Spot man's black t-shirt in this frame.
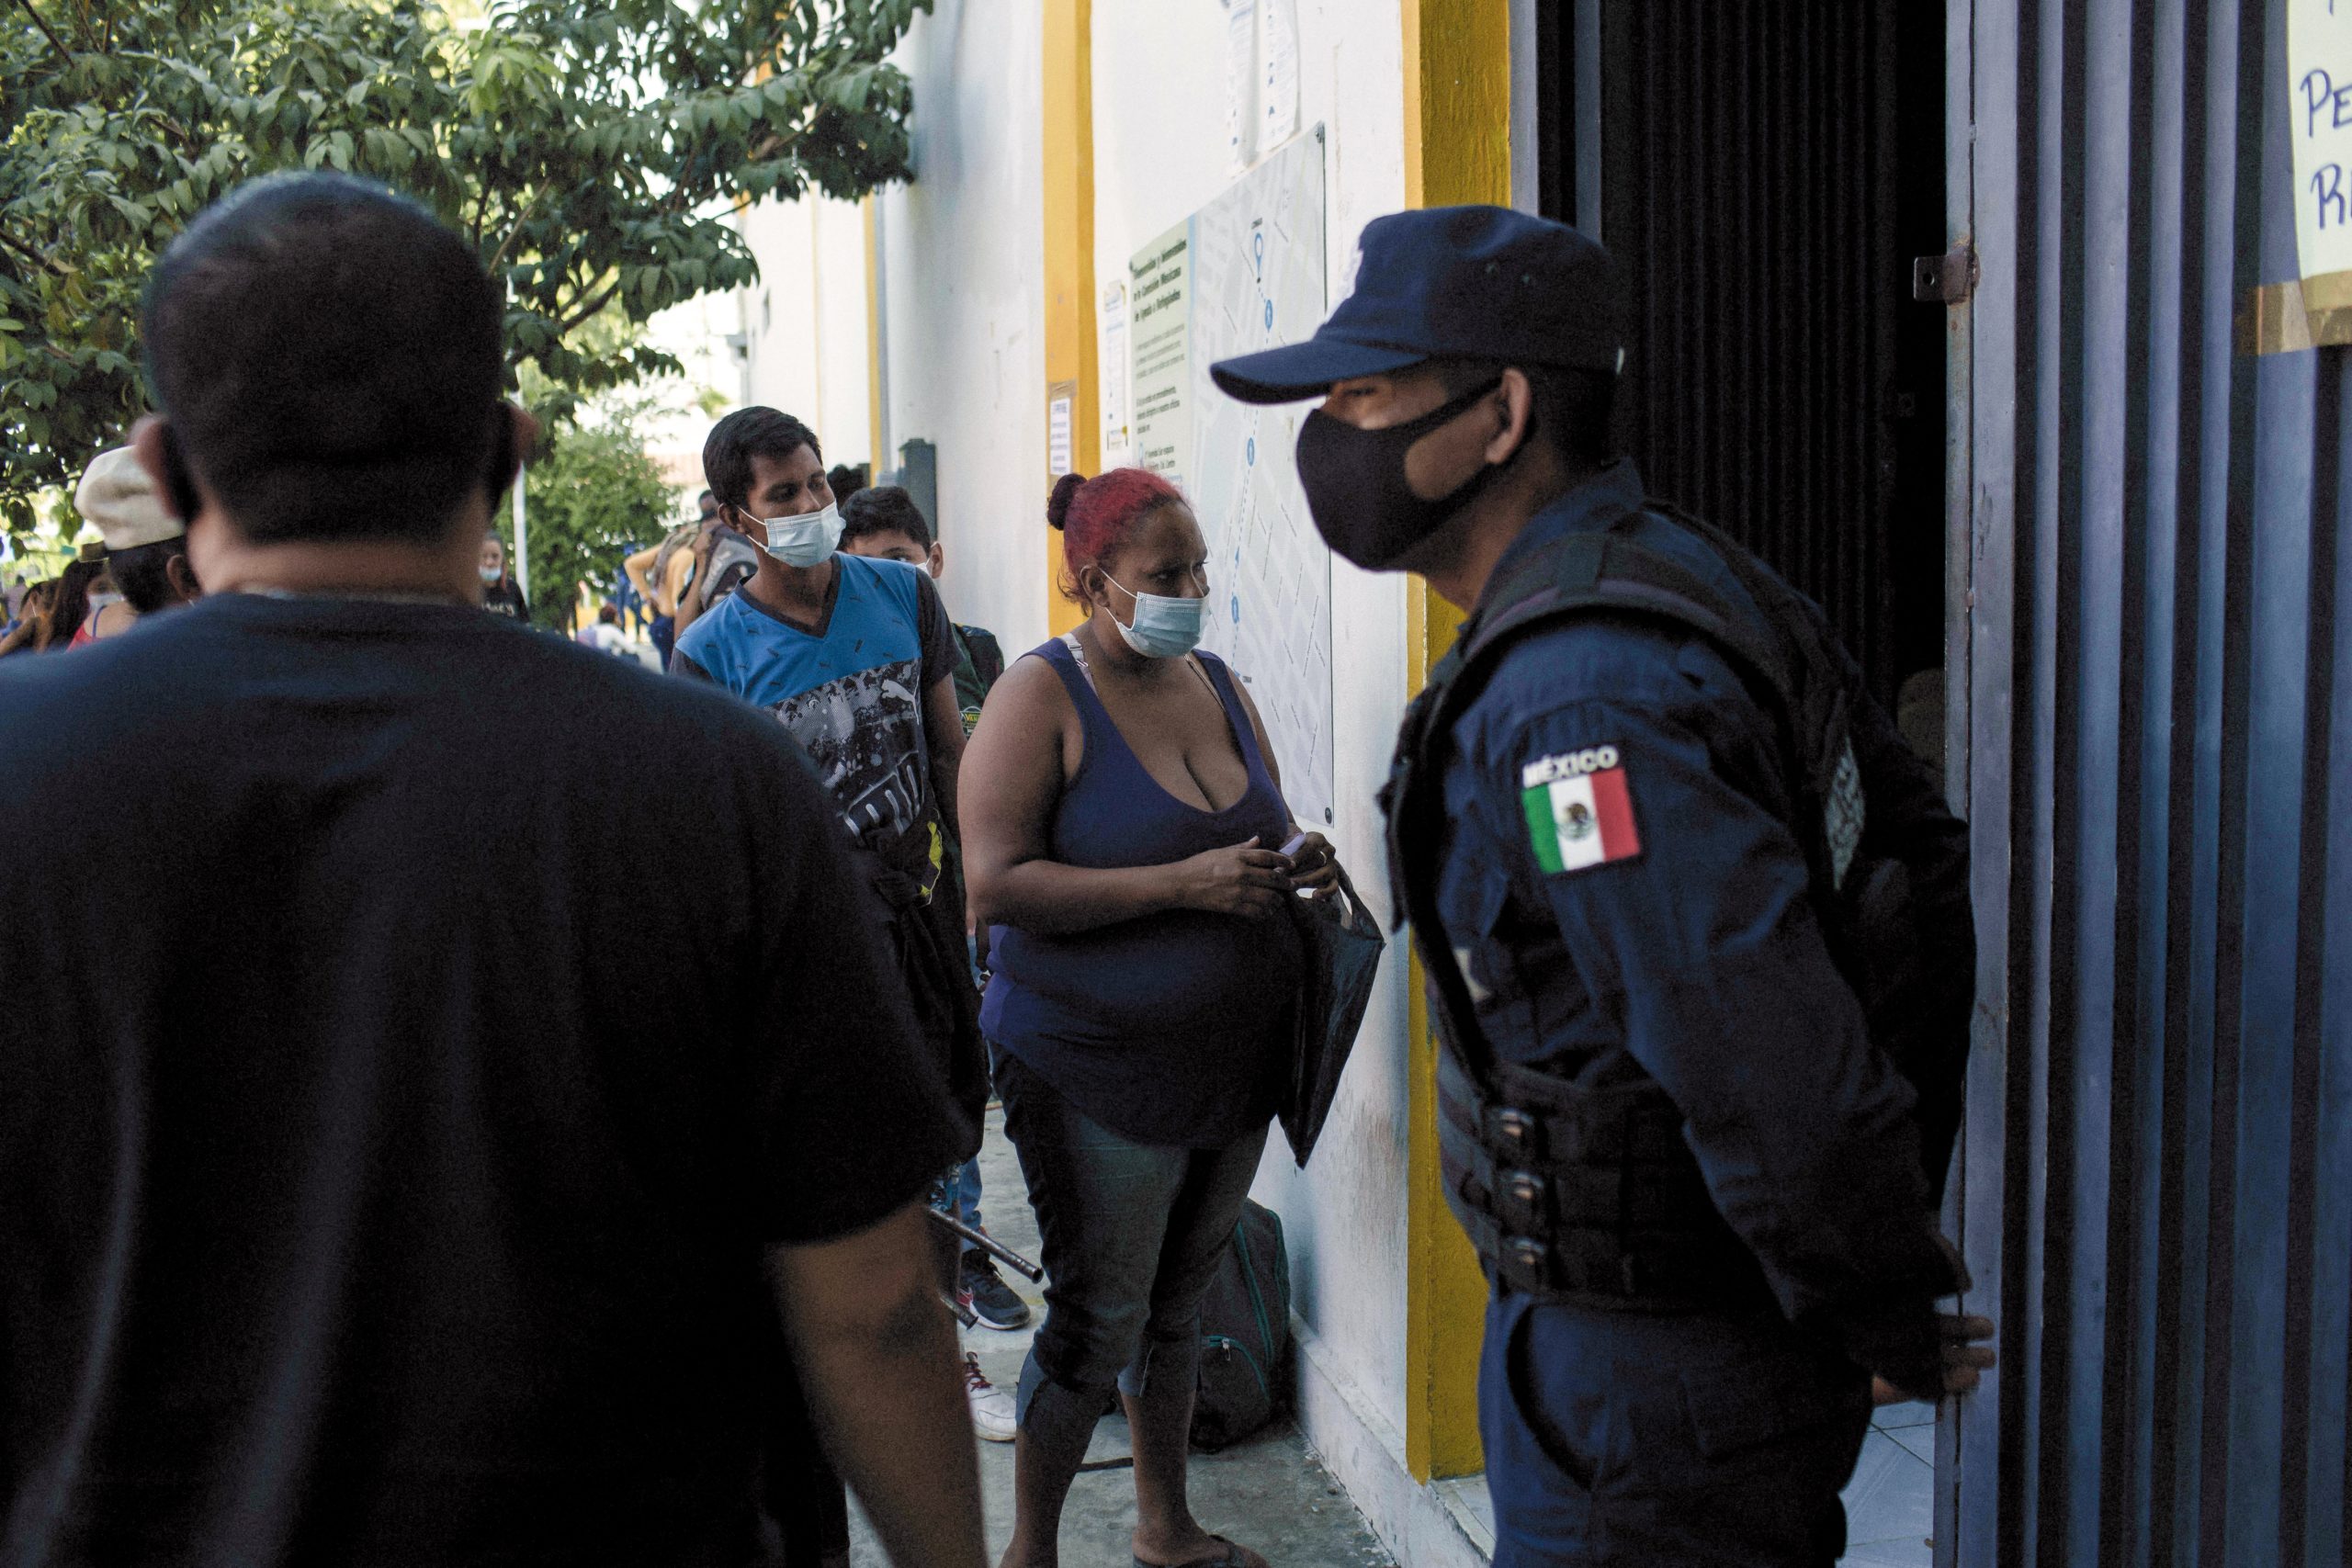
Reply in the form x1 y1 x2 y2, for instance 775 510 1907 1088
0 594 968 1566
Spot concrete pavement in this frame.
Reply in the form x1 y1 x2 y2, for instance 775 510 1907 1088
845 1106 1396 1567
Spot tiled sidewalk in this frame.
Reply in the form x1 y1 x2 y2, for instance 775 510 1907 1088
1838 1401 1938 1566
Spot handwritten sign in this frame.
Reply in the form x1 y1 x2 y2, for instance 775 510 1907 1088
2291 0 2352 280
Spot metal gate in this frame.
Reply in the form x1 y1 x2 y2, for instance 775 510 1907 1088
1539 0 1948 709
1952 0 2352 1562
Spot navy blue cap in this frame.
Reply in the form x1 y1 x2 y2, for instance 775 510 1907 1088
1210 206 1627 404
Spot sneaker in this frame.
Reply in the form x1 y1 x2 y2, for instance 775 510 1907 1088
959 1253 1034 1330
965 1353 1016 1442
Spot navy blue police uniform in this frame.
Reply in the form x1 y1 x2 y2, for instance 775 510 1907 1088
1213 208 1973 1568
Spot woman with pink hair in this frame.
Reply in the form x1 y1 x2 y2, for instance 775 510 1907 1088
960 468 1344 1568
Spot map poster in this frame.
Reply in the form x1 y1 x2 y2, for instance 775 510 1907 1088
1122 131 1333 828
1128 226 1193 485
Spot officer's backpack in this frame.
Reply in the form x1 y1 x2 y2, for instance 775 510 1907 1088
1189 1200 1292 1451
1384 497 1973 1305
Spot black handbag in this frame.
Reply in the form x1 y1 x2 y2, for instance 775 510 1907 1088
1278 861 1386 1167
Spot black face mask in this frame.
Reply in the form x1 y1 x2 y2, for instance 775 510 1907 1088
1294 378 1509 570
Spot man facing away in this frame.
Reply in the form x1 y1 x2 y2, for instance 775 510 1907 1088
0 173 984 1568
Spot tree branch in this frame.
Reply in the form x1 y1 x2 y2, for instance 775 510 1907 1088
10 0 75 69
0 224 69 278
554 276 623 336
484 180 553 276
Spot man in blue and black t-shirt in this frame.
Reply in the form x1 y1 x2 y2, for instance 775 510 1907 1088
673 408 985 1090
672 411 1003 1430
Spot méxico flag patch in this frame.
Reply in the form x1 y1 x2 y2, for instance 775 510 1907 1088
1520 747 1643 875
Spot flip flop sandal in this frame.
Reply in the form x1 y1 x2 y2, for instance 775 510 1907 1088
1133 1537 1256 1568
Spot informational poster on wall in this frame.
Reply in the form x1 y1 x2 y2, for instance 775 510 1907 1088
1120 130 1333 827
1129 231 1192 479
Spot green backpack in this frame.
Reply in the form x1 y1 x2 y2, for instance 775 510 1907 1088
1190 1200 1293 1451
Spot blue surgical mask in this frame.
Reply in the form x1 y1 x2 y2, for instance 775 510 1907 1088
478 565 503 586
757 501 843 568
1102 571 1206 660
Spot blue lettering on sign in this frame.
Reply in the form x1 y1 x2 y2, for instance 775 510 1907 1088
2304 68 2352 139
1231 593 1240 624
2317 163 2348 231
1264 299 1274 329
1247 436 1256 464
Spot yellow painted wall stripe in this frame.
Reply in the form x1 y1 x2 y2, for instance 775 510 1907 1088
1400 0 1513 1488
1042 0 1097 637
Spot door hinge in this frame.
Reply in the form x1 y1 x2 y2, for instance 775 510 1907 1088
1913 246 1977 303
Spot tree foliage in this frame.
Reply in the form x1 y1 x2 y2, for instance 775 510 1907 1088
0 0 931 536
511 402 673 635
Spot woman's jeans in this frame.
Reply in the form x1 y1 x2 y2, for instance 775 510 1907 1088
994 1048 1270 1451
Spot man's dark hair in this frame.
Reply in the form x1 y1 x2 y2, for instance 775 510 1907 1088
142 173 506 547
702 409 821 513
827 464 868 504
107 539 190 615
839 485 933 550
1436 358 1620 467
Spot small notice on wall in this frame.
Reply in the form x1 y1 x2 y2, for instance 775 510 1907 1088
1100 282 1133 468
1047 383 1075 478
2291 0 2352 280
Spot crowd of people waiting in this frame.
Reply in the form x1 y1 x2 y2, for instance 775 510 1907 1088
1 170 1343 1568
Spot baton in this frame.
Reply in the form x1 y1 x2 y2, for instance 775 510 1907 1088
926 1208 1046 1283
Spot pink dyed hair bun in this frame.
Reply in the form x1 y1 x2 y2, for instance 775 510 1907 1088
1052 467 1186 602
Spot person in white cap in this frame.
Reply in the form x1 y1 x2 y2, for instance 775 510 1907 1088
74 443 200 642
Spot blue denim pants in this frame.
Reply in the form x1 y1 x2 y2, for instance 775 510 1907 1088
994 1049 1269 1449
1480 1292 1873 1567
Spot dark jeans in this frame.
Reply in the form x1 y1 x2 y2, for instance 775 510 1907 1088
994 1048 1269 1450
1480 1292 1872 1568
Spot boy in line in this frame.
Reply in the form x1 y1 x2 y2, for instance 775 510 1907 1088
840 485 1027 1336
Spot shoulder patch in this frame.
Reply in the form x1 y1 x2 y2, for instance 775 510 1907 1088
1519 748 1643 875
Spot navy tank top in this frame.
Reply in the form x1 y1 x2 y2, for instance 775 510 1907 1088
981 638 1304 1148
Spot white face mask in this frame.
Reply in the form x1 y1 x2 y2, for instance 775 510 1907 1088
756 501 843 568
478 565 503 586
1102 571 1207 660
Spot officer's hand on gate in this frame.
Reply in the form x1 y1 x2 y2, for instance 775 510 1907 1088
1285 830 1341 899
1870 1314 1996 1404
1172 837 1295 918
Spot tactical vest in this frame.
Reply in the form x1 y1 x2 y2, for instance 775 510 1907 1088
1383 500 1891 1310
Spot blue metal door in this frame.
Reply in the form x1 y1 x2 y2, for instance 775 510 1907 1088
1951 1 2352 1562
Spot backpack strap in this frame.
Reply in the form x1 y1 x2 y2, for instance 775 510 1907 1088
1388 504 1859 1080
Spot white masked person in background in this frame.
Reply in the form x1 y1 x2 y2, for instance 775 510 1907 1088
478 530 529 620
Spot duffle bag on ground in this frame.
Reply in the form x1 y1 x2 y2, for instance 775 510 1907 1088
1190 1199 1293 1452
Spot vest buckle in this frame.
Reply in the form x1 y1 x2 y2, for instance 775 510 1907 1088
1498 1168 1551 1235
1491 1106 1546 1160
1500 1235 1553 1294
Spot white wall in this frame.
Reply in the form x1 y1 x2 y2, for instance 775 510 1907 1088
737 0 1447 1542
1089 0 1414 1448
875 0 1050 652
736 195 874 472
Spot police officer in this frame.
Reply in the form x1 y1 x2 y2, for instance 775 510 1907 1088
1212 207 1993 1566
